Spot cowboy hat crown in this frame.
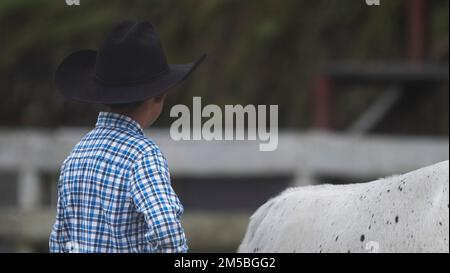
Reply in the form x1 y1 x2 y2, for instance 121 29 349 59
95 21 169 85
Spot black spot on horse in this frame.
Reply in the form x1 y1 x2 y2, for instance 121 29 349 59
360 235 365 242
395 216 399 223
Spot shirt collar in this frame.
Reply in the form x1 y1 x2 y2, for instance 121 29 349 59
95 112 144 136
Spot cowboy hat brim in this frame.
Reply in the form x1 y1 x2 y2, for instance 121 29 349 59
55 50 206 104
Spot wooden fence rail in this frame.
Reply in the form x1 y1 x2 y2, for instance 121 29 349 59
0 129 448 251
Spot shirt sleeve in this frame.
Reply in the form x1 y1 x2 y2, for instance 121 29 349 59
130 148 188 253
49 166 70 253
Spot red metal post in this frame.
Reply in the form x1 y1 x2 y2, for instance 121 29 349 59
408 0 428 65
313 75 332 129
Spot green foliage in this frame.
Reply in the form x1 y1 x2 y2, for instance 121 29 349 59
0 0 448 133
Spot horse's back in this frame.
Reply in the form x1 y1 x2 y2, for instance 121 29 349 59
238 161 449 253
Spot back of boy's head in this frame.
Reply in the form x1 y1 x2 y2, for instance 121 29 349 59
105 100 145 112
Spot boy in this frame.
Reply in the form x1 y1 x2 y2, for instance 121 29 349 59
50 20 205 252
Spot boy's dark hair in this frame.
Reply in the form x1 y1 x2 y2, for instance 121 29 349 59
105 100 145 111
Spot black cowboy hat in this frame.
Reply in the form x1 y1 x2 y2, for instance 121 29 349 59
55 20 206 104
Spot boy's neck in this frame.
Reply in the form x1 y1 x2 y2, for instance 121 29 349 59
108 96 164 129
111 109 149 129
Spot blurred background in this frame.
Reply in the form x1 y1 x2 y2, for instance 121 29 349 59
0 0 448 252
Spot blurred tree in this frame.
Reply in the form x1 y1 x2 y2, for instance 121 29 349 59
0 0 448 134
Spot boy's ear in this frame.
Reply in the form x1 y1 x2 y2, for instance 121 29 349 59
153 93 166 103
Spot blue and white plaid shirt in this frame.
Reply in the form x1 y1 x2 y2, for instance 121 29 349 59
50 112 187 253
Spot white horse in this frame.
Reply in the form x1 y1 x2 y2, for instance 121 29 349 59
238 160 449 253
